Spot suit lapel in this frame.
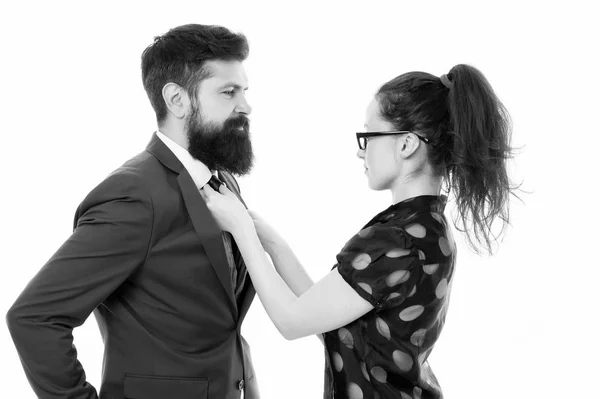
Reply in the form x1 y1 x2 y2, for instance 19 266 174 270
147 134 238 316
178 171 238 316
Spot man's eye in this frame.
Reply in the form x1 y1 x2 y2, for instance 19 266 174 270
223 90 234 96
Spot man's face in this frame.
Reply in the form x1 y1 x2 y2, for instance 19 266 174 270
186 59 254 176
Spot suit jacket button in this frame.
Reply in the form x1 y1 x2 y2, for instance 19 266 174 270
238 379 244 390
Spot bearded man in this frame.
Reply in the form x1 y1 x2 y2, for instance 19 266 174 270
7 24 260 399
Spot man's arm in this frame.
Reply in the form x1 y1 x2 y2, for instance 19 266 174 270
6 172 153 399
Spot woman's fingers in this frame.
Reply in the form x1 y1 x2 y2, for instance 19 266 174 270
218 184 235 197
203 184 216 196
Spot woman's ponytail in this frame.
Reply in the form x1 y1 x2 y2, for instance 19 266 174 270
444 64 516 254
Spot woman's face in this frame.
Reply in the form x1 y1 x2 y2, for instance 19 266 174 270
357 97 402 191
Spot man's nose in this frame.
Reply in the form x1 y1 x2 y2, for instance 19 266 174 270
235 96 252 115
356 149 365 159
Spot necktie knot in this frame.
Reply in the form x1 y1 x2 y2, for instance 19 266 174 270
207 175 224 191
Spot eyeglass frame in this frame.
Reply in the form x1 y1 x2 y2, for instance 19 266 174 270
356 130 430 150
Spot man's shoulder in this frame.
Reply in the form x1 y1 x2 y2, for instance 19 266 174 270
83 150 169 203
109 148 173 181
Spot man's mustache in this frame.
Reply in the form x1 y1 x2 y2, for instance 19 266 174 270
225 115 250 130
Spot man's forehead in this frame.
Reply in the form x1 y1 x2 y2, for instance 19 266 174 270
202 59 248 87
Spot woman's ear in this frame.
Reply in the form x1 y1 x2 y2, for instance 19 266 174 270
397 134 421 159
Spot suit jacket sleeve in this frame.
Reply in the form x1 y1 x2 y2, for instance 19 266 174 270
6 171 154 399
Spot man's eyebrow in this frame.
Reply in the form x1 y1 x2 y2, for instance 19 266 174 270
218 82 249 90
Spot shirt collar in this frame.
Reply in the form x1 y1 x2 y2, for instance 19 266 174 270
156 130 214 189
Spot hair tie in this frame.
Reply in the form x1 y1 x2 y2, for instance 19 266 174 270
440 74 452 89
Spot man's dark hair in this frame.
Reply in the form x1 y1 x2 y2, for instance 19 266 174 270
141 24 249 124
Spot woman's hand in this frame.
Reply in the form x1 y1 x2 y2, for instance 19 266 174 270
202 184 253 235
248 210 285 252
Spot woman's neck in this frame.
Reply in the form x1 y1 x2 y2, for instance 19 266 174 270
391 174 442 205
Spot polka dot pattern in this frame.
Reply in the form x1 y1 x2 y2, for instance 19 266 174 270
352 253 372 270
338 328 354 349
393 350 414 371
408 286 417 297
431 212 444 224
386 270 410 286
326 195 453 398
435 278 448 299
332 351 343 372
387 292 401 300
406 223 426 238
423 263 439 275
370 366 387 383
358 226 375 238
376 317 391 340
410 329 427 347
358 282 373 295
360 362 370 382
348 382 363 399
438 237 452 257
386 248 411 258
400 305 425 322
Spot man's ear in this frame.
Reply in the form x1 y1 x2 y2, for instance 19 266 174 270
162 83 188 119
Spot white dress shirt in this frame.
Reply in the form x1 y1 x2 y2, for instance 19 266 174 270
156 130 215 189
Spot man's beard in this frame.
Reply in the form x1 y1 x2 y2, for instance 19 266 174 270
186 103 254 176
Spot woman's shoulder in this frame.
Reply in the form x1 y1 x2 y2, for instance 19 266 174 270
357 210 447 243
389 209 448 239
343 210 454 264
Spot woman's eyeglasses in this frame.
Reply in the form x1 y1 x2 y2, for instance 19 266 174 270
356 131 430 150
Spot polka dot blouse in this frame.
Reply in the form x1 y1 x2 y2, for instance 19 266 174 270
323 195 455 399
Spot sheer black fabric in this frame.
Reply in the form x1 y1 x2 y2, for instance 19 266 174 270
323 196 455 399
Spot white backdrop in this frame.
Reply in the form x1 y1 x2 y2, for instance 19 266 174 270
1 1 598 398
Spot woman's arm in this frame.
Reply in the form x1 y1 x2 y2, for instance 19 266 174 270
249 212 315 297
268 243 313 296
235 223 373 340
264 240 325 343
249 212 333 343
202 184 376 340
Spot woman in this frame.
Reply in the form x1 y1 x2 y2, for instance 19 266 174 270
202 64 516 399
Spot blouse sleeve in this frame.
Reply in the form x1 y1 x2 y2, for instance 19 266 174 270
336 224 421 311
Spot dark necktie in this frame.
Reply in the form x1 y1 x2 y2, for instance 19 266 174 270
207 175 224 191
204 175 240 299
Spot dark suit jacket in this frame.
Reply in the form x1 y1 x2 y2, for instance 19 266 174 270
6 133 259 399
